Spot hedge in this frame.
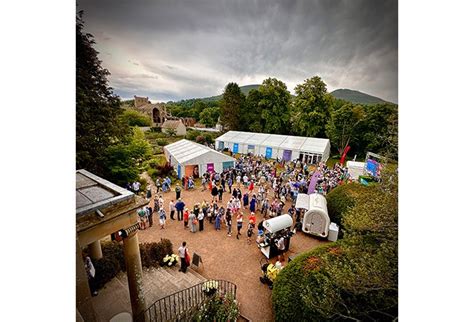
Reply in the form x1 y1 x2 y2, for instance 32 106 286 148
326 182 374 227
272 235 397 321
92 239 174 289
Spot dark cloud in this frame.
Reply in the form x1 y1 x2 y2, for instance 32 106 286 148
78 0 398 102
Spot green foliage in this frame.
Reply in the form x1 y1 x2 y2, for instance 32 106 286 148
326 182 372 227
193 293 240 322
156 138 168 146
220 82 245 131
326 103 365 155
139 240 174 268
101 127 152 186
164 128 177 137
199 107 220 127
272 168 398 321
258 78 292 134
120 109 151 127
239 89 264 132
292 76 332 137
186 129 200 141
76 11 128 175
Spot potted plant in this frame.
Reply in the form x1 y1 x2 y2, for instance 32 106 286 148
202 280 218 296
162 254 179 267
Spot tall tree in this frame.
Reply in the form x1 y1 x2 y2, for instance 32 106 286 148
76 11 128 175
326 103 365 155
292 76 332 137
259 78 291 134
240 89 264 132
220 82 245 130
199 107 220 127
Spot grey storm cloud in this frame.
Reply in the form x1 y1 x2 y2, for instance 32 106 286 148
78 0 398 103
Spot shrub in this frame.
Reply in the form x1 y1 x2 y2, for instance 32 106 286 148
326 182 372 227
120 109 151 127
150 126 162 132
272 168 398 321
156 138 168 146
186 129 200 141
193 293 240 322
196 135 205 143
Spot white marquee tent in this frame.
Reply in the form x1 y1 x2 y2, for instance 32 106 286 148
164 139 236 179
215 131 330 163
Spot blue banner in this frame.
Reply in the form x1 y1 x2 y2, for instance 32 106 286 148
233 143 239 153
265 147 272 158
177 164 181 178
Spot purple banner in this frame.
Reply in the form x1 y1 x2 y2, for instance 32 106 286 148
207 163 214 173
307 171 321 194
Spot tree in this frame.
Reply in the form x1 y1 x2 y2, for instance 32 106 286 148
359 103 398 158
326 103 365 155
258 78 292 134
240 89 264 132
292 76 332 137
199 107 220 127
101 127 152 186
164 128 177 137
191 100 207 120
119 109 151 127
76 11 128 175
220 83 245 130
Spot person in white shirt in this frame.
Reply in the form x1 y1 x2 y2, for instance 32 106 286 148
178 241 188 273
169 200 176 220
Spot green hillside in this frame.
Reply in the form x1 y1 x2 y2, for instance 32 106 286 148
330 89 389 105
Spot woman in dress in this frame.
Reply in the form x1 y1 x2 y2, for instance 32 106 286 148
189 210 197 233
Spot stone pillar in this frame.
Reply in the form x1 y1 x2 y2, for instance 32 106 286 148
123 230 146 318
88 240 103 260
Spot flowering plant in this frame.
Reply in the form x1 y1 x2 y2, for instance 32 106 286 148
162 254 179 267
202 280 219 296
193 293 239 321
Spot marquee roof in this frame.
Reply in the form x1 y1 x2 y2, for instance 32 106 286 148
215 131 330 154
164 139 236 165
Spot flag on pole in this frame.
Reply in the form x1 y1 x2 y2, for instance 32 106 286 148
340 146 351 164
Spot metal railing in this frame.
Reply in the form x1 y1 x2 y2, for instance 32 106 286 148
136 279 237 322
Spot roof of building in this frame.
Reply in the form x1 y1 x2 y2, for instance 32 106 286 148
215 131 330 154
76 169 134 217
162 120 184 129
164 139 235 165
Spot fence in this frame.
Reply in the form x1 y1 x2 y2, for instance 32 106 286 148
136 279 237 322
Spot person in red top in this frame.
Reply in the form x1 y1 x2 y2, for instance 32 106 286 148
248 180 254 194
183 208 189 229
249 212 256 225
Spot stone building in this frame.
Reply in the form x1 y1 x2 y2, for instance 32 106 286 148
133 95 196 128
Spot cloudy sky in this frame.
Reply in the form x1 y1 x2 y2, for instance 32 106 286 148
78 0 398 103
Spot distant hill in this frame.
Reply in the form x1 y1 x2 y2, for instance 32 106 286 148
330 89 389 105
200 84 260 102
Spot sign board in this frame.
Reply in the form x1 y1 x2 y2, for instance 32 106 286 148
192 253 203 268
233 143 239 153
207 163 214 173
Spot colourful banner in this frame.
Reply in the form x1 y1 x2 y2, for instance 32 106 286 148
265 147 272 158
207 163 214 173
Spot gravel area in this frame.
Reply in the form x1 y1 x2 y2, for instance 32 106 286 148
138 175 328 321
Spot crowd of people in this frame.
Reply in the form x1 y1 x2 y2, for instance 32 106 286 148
137 155 350 244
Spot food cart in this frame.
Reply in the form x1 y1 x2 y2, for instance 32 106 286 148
257 214 293 259
295 193 330 238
